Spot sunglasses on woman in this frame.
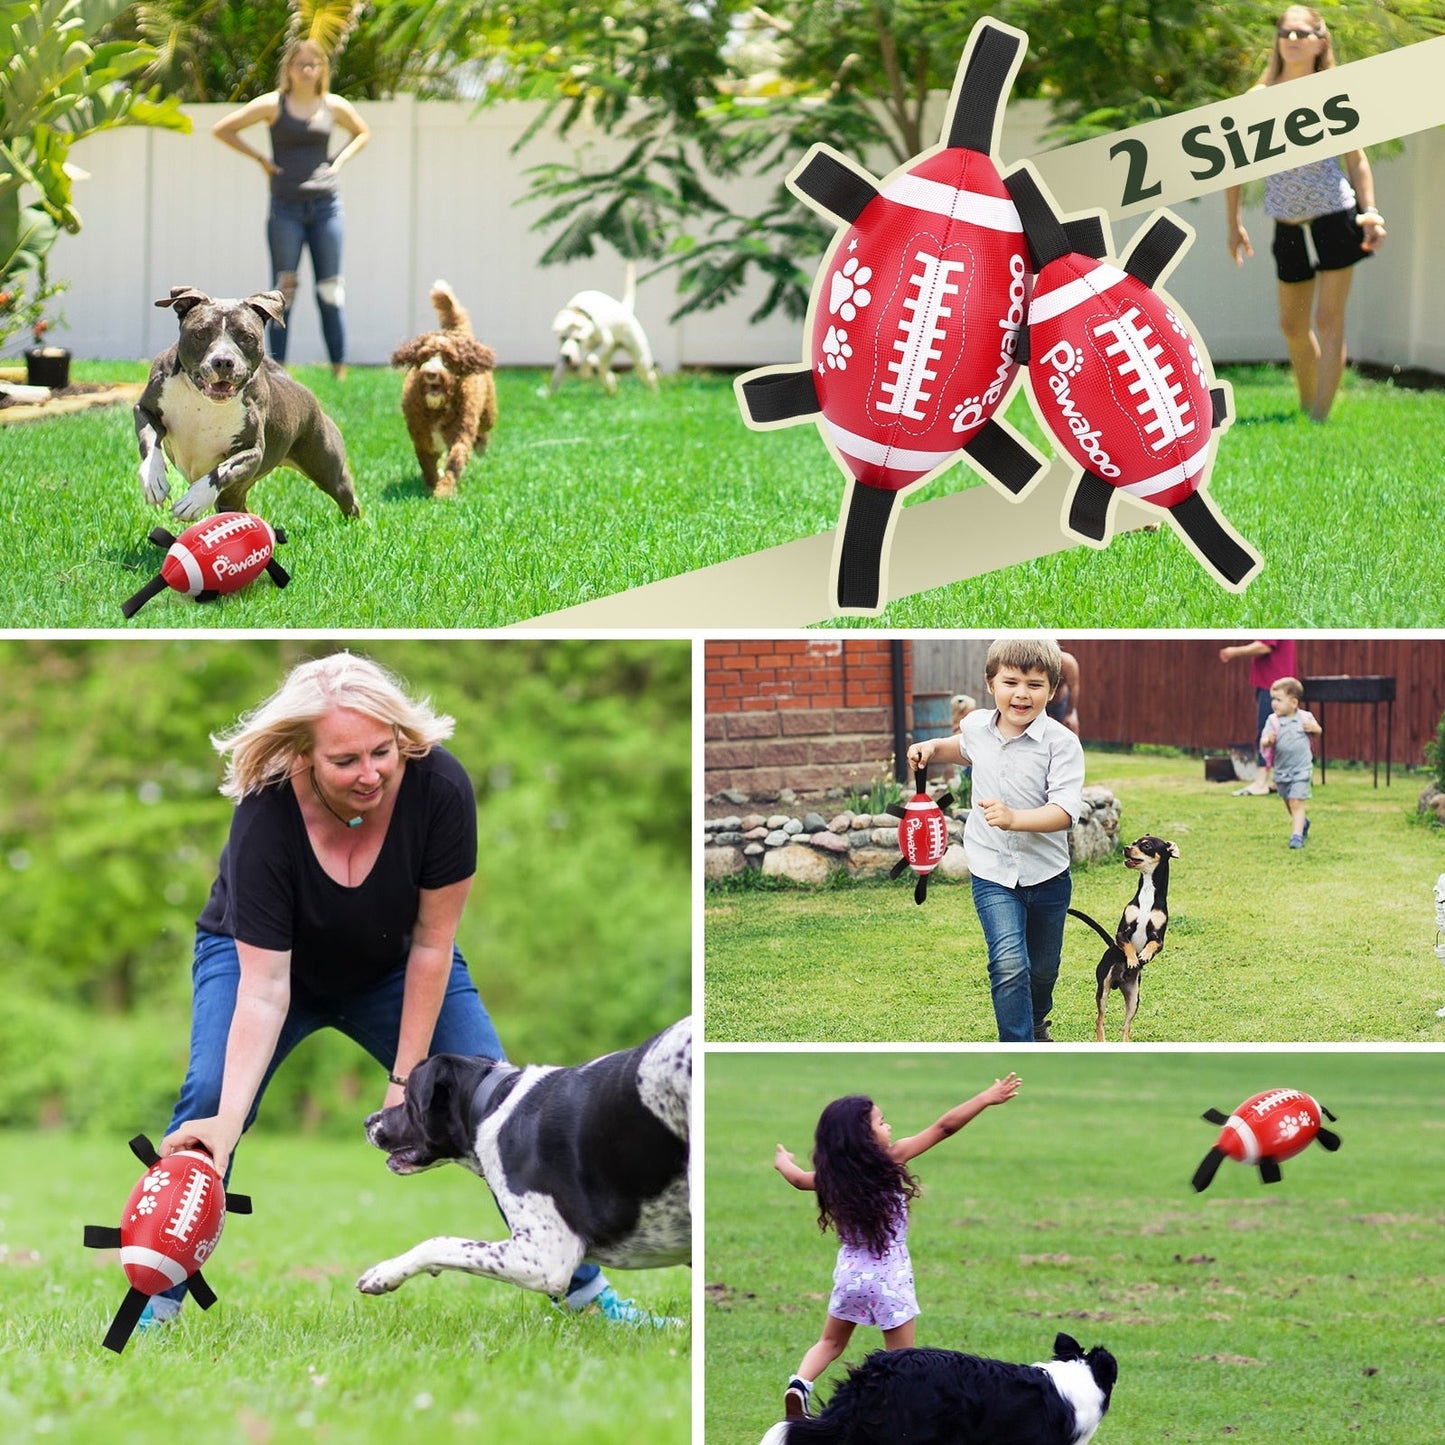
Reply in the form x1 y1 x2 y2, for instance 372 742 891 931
1277 26 1323 40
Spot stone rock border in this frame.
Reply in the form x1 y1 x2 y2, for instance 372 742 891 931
705 785 1123 884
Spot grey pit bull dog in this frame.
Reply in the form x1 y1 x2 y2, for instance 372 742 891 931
135 287 361 522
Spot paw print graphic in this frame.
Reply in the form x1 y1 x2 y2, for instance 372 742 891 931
822 326 853 371
829 257 873 322
142 1169 171 1194
1165 308 1204 378
136 1195 158 1216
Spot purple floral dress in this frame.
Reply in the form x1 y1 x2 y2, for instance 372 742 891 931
827 1191 919 1329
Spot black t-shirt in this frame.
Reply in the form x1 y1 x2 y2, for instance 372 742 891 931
197 745 477 997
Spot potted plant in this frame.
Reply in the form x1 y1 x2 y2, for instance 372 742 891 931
0 270 69 389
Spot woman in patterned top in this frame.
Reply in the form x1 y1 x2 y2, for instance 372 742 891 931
772 1073 1021 1419
1224 7 1386 421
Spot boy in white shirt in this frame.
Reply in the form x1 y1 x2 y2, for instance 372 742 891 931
909 638 1085 1042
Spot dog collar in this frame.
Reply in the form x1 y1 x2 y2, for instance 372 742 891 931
471 1062 521 1120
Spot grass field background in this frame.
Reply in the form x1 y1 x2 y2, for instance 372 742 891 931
0 363 1441 628
705 1050 1445 1445
705 751 1445 1043
0 1131 689 1445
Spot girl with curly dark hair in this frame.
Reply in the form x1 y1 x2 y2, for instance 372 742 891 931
772 1072 1021 1418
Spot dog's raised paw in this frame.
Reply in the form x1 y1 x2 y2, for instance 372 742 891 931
140 450 171 506
356 1262 406 1295
171 477 220 522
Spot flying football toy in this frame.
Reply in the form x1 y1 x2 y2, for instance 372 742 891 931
120 512 289 618
82 1134 251 1352
1002 165 1259 589
886 767 954 904
1191 1088 1341 1192
736 19 1086 615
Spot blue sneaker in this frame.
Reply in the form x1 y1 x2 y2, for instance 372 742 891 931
587 1285 683 1329
135 1297 182 1332
1303 817 1311 841
1289 833 1304 849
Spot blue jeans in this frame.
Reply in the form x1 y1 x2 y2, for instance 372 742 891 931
970 869 1072 1042
1254 686 1274 767
159 930 601 1302
266 193 345 364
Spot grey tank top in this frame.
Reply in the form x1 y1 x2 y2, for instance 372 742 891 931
269 99 336 202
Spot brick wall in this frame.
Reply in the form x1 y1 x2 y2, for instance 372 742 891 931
704 640 911 798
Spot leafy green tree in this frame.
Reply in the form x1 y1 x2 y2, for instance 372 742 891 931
107 0 445 100
0 0 189 310
365 0 1441 323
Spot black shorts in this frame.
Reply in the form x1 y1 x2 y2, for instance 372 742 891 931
1271 207 1372 284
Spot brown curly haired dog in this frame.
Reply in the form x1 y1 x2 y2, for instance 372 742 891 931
391 281 497 497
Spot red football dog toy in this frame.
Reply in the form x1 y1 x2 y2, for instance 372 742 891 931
1003 165 1259 589
737 19 1096 615
120 512 289 618
1191 1088 1341 1191
83 1134 252 1352
886 768 955 904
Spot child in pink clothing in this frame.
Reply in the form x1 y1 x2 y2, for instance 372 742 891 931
772 1073 1021 1419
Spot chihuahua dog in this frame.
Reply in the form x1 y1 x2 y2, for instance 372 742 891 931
1069 835 1179 1042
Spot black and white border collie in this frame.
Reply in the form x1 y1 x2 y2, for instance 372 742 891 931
760 1333 1117 1445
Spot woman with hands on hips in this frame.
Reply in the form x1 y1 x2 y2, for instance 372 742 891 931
148 653 646 1329
213 38 369 378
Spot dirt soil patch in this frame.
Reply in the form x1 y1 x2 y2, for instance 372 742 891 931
0 381 142 424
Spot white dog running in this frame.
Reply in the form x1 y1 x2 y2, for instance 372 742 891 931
549 262 660 395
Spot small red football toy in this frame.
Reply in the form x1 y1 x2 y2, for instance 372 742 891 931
1003 165 1259 590
737 20 1065 615
1191 1088 1341 1192
83 1134 252 1352
120 512 289 618
886 768 955 904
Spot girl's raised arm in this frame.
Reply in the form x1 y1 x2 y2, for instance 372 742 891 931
774 1143 816 1191
890 1073 1020 1164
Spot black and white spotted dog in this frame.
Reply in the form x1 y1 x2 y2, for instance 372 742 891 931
356 1018 690 1302
761 1334 1117 1445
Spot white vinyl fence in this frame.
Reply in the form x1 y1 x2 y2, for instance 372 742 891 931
48 97 1445 373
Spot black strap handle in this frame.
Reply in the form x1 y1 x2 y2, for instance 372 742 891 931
791 149 879 224
120 574 168 620
834 484 898 611
945 22 1023 152
1003 166 1071 270
1169 492 1257 587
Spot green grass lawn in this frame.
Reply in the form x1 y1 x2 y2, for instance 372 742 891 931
705 751 1445 1043
0 362 1440 627
0 1131 689 1445
706 1051 1445 1445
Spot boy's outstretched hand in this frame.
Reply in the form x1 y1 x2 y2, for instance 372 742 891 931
985 1072 1022 1106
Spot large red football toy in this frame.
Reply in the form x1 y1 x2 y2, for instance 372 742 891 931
83 1134 252 1352
1003 165 1259 590
1191 1088 1341 1191
886 768 955 904
121 512 289 618
737 20 1064 615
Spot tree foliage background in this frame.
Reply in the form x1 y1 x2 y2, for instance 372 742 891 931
94 0 1444 322
0 638 691 1134
357 0 1444 322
